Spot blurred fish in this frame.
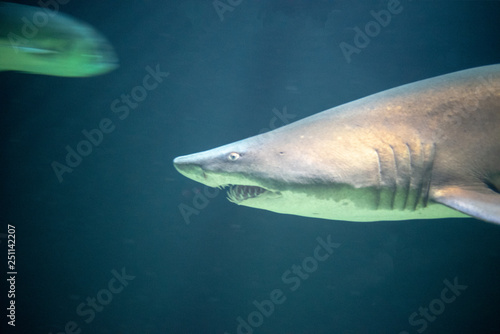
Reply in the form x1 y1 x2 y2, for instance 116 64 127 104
0 2 118 77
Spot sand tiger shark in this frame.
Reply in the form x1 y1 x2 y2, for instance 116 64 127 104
174 65 500 224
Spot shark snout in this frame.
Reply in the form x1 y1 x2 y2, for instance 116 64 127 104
173 152 228 187
173 155 206 181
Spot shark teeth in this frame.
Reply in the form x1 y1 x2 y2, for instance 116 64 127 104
226 185 268 203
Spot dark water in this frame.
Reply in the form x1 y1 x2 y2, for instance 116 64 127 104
1 0 500 333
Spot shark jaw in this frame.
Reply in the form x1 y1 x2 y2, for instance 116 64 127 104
226 185 276 204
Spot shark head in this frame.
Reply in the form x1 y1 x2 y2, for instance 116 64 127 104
174 139 294 212
174 133 290 206
172 116 397 221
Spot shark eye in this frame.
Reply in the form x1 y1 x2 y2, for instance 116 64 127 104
228 152 240 161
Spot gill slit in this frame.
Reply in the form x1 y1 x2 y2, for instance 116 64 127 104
421 143 436 208
375 149 382 210
389 145 397 210
403 143 412 210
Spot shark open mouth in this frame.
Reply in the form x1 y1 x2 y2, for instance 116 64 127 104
226 185 270 203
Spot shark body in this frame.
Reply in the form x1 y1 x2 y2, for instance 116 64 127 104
174 65 500 224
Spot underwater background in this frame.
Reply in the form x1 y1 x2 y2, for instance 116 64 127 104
2 0 500 333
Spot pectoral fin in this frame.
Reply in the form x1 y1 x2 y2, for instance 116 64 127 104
432 185 500 224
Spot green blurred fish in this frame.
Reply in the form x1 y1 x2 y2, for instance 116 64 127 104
0 2 118 77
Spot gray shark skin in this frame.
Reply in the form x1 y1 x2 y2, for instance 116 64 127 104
174 65 500 224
